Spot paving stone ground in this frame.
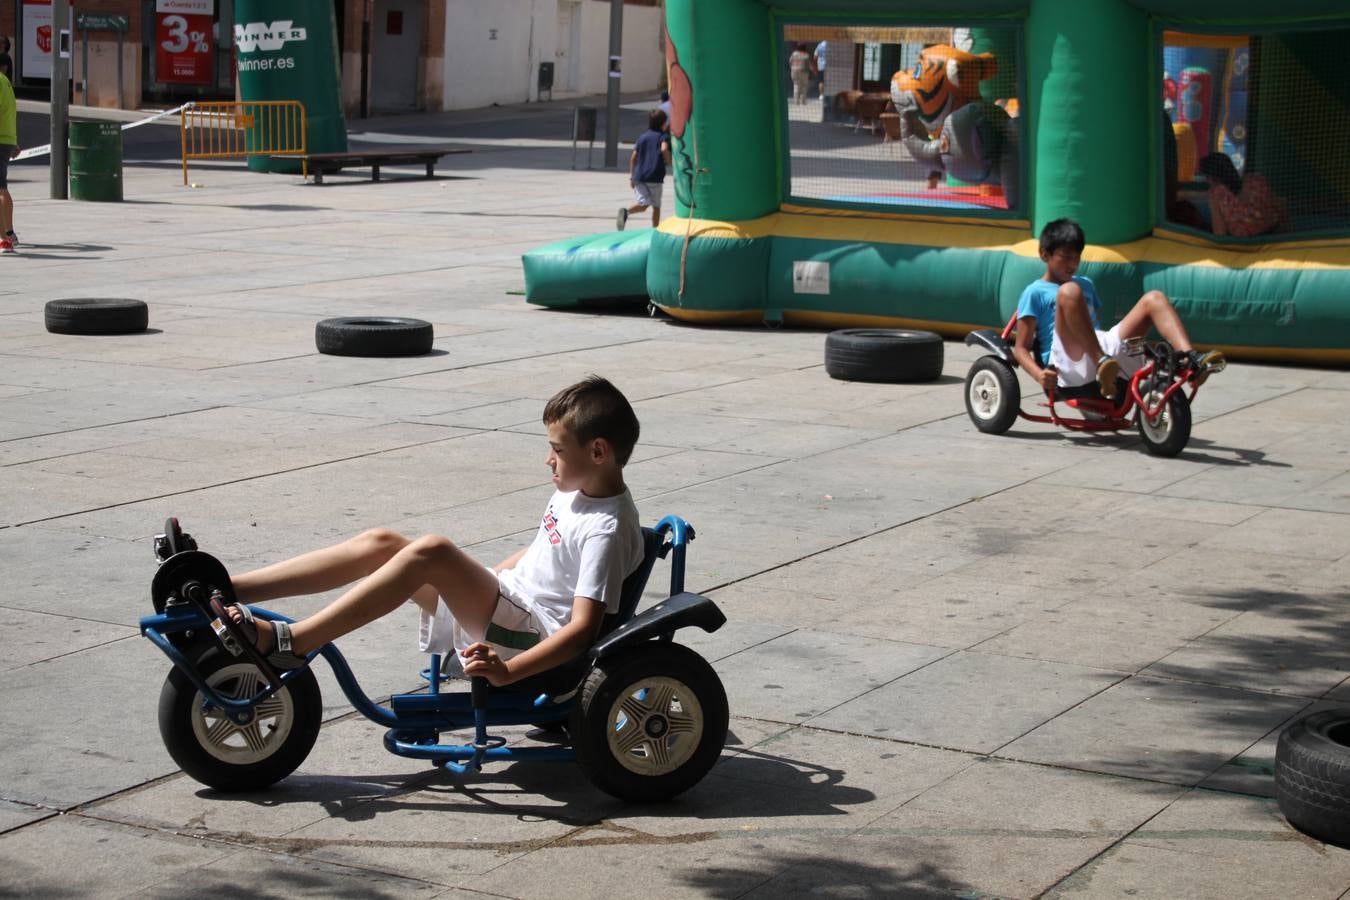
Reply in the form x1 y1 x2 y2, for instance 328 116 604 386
2 97 1349 899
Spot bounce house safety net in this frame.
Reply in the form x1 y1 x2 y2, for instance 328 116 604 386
1163 28 1350 241
782 24 1023 215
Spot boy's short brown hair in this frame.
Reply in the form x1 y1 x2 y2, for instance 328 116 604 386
543 376 640 466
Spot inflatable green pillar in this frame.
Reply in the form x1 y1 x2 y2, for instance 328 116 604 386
1026 0 1149 242
234 0 347 173
664 0 778 220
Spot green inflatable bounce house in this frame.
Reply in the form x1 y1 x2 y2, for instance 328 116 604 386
523 0 1350 364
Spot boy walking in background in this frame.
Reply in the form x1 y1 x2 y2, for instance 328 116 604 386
617 109 670 231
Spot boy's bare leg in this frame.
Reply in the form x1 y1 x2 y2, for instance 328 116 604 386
1054 280 1106 363
241 535 499 657
650 205 661 226
0 189 13 234
1115 290 1193 351
628 201 649 215
231 528 410 605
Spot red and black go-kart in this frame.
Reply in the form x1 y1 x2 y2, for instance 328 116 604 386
962 312 1225 457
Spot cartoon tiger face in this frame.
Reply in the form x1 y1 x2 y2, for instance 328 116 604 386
891 45 997 135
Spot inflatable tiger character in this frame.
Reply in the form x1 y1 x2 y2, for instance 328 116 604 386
890 44 1020 208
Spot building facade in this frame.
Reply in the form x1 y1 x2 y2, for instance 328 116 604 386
0 0 664 114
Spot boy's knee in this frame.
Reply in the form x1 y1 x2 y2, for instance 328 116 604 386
1141 289 1172 309
406 533 456 562
357 527 408 558
1055 281 1084 307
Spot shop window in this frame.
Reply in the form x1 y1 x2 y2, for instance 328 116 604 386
1162 29 1350 240
782 24 1023 215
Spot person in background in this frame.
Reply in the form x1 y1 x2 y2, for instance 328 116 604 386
617 108 670 231
1198 152 1289 238
0 37 14 83
814 40 829 99
789 43 812 105
0 69 19 254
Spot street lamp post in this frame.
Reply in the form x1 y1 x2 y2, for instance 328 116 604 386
50 0 70 199
603 0 622 167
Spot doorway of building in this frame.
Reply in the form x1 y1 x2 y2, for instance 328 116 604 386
371 0 424 112
555 1 581 94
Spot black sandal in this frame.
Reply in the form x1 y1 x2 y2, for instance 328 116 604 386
209 597 308 669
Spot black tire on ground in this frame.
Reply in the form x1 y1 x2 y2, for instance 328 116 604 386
315 317 434 357
824 329 944 383
44 299 148 335
1276 708 1350 848
964 356 1020 434
158 649 322 791
571 643 728 803
1136 379 1192 457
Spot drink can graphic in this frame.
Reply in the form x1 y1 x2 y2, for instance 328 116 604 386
1178 67 1213 155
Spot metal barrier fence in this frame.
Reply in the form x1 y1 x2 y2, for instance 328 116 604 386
180 100 308 185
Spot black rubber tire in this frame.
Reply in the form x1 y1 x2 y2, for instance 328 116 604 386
315 317 434 357
1136 380 1192 457
571 643 728 803
964 356 1020 434
44 299 148 335
1276 708 1350 848
824 329 944 383
158 649 322 791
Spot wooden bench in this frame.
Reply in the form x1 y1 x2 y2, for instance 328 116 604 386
277 147 471 185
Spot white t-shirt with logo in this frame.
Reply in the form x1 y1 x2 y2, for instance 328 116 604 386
419 488 644 657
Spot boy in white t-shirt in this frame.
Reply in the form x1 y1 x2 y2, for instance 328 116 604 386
215 376 644 687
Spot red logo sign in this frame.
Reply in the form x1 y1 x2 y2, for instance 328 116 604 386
156 13 214 85
36 24 51 53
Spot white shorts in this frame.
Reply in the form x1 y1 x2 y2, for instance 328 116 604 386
1050 323 1144 388
417 567 551 660
633 181 663 208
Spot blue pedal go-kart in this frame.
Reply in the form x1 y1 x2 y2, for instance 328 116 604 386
140 516 729 803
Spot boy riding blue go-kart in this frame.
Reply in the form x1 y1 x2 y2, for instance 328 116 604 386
140 377 729 802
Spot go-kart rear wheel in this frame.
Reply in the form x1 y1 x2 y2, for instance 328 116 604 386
964 356 1020 434
1137 381 1191 457
571 643 728 803
158 649 322 791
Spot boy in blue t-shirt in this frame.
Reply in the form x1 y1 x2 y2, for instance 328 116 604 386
617 109 671 231
1012 218 1224 399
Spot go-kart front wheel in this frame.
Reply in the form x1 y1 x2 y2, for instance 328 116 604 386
158 649 322 791
572 643 728 803
965 356 1020 434
1137 381 1192 457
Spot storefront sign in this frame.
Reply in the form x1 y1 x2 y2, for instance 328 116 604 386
21 0 54 80
156 0 215 85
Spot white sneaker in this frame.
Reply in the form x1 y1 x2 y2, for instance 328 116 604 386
616 207 629 231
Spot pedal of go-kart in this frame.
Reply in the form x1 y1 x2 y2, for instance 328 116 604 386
210 609 246 657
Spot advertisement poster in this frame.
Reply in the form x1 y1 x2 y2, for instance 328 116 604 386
21 0 53 80
156 0 215 85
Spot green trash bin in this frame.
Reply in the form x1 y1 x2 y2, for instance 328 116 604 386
69 121 124 202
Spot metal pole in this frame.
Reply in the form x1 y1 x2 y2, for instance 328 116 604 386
603 0 622 167
81 26 88 106
50 0 70 199
359 1 371 119
117 31 124 110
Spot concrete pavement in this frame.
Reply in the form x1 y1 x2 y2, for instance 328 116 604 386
2 96 1349 898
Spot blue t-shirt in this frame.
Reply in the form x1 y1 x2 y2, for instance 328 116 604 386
632 128 667 184
1015 275 1103 365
